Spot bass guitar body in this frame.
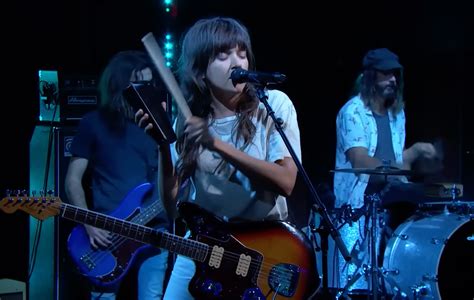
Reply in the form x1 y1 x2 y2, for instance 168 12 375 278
67 183 156 286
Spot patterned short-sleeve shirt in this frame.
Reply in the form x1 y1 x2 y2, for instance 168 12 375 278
334 95 406 208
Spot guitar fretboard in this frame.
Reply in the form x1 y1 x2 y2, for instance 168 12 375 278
60 203 208 261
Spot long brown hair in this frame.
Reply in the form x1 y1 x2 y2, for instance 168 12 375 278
357 69 405 115
175 17 259 180
98 50 160 131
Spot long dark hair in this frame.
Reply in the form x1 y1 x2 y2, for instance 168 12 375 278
175 17 259 179
356 69 405 115
98 50 159 131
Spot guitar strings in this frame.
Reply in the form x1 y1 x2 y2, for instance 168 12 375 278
52 202 299 288
159 231 301 288
156 228 299 289
80 200 165 280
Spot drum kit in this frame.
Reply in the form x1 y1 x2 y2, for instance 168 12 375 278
322 166 474 300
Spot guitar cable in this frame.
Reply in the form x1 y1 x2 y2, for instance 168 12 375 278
28 218 42 280
28 94 59 280
272 283 282 300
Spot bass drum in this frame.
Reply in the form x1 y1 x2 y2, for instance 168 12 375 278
382 210 474 299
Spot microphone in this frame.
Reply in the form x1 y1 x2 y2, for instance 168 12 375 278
230 68 286 85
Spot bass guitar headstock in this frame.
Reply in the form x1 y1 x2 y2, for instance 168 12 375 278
1 190 62 220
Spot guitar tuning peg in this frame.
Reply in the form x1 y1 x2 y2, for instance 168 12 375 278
47 190 54 196
21 189 28 196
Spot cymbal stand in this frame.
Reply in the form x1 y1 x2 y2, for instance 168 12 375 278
367 193 380 300
335 193 387 300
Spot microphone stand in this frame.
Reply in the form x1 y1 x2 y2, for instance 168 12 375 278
254 85 351 298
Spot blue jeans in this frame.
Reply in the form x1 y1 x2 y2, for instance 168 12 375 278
163 230 195 300
91 249 169 300
138 249 169 300
163 255 195 300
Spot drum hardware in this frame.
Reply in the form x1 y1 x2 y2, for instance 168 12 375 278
430 238 445 245
334 193 389 300
335 265 369 299
420 200 474 216
421 274 437 282
446 183 460 199
382 268 399 276
332 205 367 228
335 264 402 300
424 182 463 199
382 212 474 299
332 166 415 177
332 167 474 299
331 166 422 300
410 284 430 299
368 193 385 300
380 268 407 299
393 233 408 240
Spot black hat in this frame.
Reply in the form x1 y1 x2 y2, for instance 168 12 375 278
362 48 403 71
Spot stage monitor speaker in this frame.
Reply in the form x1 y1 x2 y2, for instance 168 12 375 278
29 125 89 300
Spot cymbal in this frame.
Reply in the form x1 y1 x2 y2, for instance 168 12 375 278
331 166 414 176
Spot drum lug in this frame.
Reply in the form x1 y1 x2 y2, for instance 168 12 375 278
430 238 447 245
382 268 400 276
393 233 408 240
422 274 437 282
410 283 430 298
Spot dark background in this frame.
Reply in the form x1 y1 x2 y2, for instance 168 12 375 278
2 0 473 289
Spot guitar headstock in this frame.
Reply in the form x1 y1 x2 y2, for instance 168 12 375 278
0 194 62 220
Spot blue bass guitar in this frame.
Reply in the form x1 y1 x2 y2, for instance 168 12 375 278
67 182 163 286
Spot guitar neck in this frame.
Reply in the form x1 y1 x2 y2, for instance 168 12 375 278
131 200 162 226
60 203 208 261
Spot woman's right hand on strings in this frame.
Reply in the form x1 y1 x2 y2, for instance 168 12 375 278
84 224 112 249
184 116 215 149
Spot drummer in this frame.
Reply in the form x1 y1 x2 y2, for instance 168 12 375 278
332 48 441 293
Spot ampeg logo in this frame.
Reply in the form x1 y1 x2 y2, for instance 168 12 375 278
64 136 74 157
67 95 97 105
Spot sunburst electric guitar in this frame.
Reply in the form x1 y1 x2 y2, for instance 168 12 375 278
2 193 321 299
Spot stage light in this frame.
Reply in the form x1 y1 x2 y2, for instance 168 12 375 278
163 33 175 68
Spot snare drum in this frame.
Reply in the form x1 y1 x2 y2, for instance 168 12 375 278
382 209 474 299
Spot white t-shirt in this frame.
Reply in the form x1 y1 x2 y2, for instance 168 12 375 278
173 89 301 221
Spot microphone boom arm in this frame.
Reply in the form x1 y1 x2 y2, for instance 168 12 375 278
230 68 286 85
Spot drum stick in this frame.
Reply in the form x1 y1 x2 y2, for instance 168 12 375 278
141 32 192 119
